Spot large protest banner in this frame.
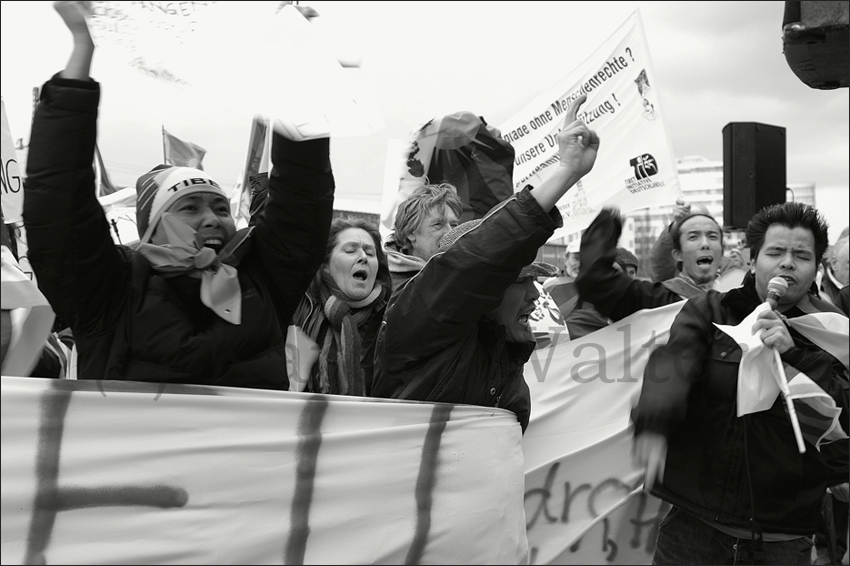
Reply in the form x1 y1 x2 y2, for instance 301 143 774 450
498 10 680 241
1 377 528 565
522 302 685 564
86 2 382 139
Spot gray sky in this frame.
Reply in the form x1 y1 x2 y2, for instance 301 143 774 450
2 1 848 236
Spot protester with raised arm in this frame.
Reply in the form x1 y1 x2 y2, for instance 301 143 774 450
371 96 599 432
576 206 727 321
23 1 334 389
633 202 848 565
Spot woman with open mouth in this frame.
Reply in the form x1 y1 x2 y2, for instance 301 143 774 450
290 217 390 396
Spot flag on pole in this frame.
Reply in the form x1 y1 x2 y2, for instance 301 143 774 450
162 127 207 170
715 302 848 450
93 143 119 197
231 116 271 229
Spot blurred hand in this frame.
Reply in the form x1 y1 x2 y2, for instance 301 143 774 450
632 432 667 492
752 308 794 354
54 1 91 37
672 197 691 222
556 95 600 179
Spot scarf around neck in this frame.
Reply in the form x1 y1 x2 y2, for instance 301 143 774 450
136 213 252 325
294 269 386 396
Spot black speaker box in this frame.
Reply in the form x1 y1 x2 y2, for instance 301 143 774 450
722 122 787 229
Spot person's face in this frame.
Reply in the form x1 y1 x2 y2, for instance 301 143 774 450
408 204 460 261
156 193 236 252
754 225 818 309
327 228 379 300
487 278 540 343
565 252 581 278
672 216 722 285
614 262 638 279
829 242 849 286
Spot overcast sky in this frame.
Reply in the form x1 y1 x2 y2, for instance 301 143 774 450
2 1 848 237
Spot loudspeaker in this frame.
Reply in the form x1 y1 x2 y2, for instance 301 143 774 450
722 122 787 229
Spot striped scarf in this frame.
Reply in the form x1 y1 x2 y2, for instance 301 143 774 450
298 270 386 396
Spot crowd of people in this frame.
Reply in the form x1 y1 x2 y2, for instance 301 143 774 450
0 2 847 565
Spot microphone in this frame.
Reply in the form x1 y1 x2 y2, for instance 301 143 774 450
766 277 788 310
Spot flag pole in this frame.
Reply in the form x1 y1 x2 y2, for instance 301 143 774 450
162 125 167 163
772 348 806 454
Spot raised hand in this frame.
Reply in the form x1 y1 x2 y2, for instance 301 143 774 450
55 1 94 80
555 95 600 180
54 1 91 37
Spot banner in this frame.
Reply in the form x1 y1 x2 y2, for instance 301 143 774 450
1 99 24 224
86 2 383 139
522 301 685 564
0 377 528 565
498 10 680 241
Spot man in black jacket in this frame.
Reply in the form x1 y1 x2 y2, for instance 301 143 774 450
633 202 848 564
371 96 600 432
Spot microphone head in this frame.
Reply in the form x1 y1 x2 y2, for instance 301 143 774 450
767 276 788 299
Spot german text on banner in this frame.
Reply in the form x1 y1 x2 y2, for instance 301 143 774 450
0 378 527 565
498 11 680 241
1 99 24 224
522 302 686 564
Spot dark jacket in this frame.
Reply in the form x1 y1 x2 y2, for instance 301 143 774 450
576 210 688 321
371 188 562 432
23 74 334 389
633 274 849 534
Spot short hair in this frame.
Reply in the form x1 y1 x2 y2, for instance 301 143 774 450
325 216 390 285
670 211 723 252
393 183 463 253
745 202 829 264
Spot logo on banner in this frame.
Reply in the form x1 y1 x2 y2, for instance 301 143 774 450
629 154 658 180
624 153 664 195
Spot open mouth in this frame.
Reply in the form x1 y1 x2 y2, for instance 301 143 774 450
203 238 223 252
352 269 369 282
517 307 535 325
695 256 715 267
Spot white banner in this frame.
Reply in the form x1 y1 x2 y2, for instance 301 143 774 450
1 378 528 565
1 98 24 224
522 302 686 564
498 11 680 241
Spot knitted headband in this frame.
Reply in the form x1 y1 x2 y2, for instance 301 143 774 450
136 165 227 243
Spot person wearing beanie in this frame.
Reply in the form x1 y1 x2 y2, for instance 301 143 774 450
614 247 639 278
22 2 334 390
371 95 599 433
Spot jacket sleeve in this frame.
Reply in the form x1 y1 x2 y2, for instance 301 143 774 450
631 294 713 439
250 133 334 324
384 188 561 372
649 223 678 282
576 209 678 321
23 74 129 339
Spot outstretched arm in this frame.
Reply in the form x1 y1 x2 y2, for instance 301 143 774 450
55 1 94 80
24 1 128 339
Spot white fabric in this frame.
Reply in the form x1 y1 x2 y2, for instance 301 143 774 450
0 377 528 565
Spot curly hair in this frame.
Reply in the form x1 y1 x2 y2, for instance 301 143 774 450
393 183 463 254
745 202 829 264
